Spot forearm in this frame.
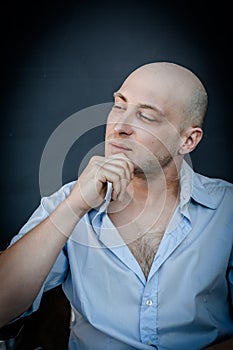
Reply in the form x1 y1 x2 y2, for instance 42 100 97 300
0 195 85 327
0 153 133 327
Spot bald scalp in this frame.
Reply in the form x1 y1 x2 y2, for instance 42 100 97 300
129 62 208 128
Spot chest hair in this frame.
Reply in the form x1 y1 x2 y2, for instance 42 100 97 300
127 230 164 279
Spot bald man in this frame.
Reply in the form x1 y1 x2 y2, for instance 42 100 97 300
0 62 232 350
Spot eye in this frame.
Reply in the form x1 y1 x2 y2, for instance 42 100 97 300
114 104 123 110
113 102 126 110
138 112 155 122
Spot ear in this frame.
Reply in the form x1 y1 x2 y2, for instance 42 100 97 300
178 127 203 155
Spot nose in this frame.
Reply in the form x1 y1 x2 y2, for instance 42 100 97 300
114 121 133 135
113 111 134 136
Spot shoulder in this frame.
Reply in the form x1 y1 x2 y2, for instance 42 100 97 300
9 181 77 245
41 181 76 211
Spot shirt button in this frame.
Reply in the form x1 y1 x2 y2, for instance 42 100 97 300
146 299 153 306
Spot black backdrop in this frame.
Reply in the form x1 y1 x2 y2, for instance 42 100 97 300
1 0 232 250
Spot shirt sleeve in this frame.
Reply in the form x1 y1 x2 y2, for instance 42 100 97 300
8 182 75 318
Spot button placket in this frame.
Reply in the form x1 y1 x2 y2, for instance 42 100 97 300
139 275 159 346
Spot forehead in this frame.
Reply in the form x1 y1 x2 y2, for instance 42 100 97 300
116 68 196 129
118 70 179 114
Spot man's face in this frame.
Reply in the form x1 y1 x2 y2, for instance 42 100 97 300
105 69 184 176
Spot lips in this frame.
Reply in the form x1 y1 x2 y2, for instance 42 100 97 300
109 141 132 153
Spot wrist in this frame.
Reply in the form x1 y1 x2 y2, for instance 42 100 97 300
66 189 90 218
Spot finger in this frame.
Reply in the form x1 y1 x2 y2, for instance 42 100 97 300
98 165 132 202
117 178 131 201
91 154 134 201
102 161 133 200
104 155 134 181
102 161 132 185
97 169 122 201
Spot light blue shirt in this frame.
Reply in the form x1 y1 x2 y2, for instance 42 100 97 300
11 162 233 350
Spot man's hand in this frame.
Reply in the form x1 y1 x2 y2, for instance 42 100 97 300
68 153 134 213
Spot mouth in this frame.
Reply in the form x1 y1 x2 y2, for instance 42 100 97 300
109 141 132 153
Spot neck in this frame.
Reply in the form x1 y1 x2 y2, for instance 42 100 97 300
108 159 182 216
131 160 181 204
107 160 181 234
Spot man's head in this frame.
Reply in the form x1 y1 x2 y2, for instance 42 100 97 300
105 62 208 177
121 62 208 128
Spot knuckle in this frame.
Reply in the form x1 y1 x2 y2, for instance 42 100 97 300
90 155 101 164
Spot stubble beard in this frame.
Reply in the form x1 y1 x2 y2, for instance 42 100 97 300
132 151 175 179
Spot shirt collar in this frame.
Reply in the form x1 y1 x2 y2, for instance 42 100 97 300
98 182 113 213
181 160 218 210
179 160 193 210
166 160 218 233
191 173 219 209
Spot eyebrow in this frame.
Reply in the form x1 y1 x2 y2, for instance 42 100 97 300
113 91 165 117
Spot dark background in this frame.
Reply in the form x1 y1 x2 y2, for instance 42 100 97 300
1 0 232 250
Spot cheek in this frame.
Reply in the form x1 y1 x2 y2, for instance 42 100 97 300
105 124 113 139
105 112 117 137
143 131 180 155
133 136 160 157
106 110 118 125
